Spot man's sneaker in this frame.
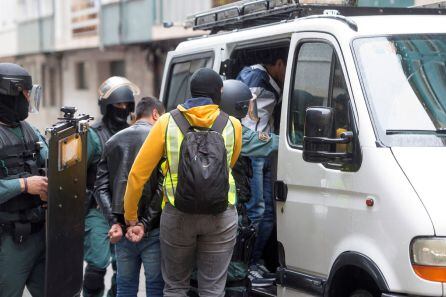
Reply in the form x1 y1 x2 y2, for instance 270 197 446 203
248 266 275 287
257 264 277 279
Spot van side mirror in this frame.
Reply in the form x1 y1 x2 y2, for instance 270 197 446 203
303 107 353 163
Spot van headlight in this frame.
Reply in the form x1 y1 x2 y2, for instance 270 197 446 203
411 237 446 282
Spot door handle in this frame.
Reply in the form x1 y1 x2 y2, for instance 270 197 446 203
274 180 288 202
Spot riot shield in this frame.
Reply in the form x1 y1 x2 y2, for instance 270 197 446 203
44 107 92 297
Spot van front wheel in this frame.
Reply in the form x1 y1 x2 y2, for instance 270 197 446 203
349 289 374 297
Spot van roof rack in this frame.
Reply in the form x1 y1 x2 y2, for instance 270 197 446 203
185 0 446 34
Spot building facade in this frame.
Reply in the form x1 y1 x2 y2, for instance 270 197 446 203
0 0 443 130
0 0 221 130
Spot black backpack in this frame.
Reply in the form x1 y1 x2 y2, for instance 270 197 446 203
168 109 231 214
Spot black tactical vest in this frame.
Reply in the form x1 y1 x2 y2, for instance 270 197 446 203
0 122 43 212
232 156 253 204
86 121 112 191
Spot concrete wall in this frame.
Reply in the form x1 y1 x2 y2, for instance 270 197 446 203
24 45 158 132
155 0 212 23
0 0 18 58
53 0 99 52
61 47 155 114
9 0 446 134
101 0 154 46
13 54 61 132
124 47 156 99
17 19 43 55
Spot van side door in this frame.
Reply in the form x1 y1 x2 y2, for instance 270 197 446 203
159 51 215 110
277 32 360 294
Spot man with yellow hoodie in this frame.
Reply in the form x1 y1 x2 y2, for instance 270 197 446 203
123 68 242 297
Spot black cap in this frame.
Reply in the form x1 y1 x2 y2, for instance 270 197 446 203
190 68 223 104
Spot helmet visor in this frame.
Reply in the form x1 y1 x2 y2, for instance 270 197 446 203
24 84 42 114
236 95 259 122
98 76 140 100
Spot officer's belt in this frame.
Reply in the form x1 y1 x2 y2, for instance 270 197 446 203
0 221 44 236
0 151 40 178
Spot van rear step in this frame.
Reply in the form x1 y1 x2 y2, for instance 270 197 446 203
250 285 276 297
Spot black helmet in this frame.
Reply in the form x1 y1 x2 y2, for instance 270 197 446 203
0 63 33 96
98 76 139 115
221 79 258 120
0 63 42 125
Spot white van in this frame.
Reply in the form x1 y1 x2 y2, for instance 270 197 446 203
159 1 446 296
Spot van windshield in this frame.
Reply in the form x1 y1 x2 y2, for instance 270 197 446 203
354 34 446 147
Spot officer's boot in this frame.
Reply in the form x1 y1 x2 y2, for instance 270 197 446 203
83 264 106 297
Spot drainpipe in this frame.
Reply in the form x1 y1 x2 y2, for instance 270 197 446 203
118 0 124 45
159 0 164 25
37 0 43 52
99 0 104 50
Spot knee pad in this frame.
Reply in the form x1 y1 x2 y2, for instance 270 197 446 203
83 265 106 292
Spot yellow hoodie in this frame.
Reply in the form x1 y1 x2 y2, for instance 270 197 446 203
124 104 242 223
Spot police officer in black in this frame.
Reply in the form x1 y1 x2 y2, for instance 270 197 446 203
83 76 139 297
0 63 48 297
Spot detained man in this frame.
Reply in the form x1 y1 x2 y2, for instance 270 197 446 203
94 97 165 297
124 68 243 297
84 77 139 297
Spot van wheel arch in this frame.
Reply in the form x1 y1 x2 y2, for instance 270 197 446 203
324 252 389 297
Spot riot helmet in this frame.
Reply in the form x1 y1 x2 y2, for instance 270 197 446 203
98 76 139 133
221 79 258 121
98 76 139 115
0 63 42 125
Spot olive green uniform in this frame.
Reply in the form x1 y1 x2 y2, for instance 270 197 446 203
84 128 110 271
83 127 117 297
0 125 48 297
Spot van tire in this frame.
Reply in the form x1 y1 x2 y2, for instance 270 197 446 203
349 289 374 297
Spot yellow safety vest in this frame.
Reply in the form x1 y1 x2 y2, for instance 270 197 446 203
163 114 237 208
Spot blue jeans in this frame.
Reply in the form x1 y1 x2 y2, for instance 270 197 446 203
246 157 274 264
115 228 164 297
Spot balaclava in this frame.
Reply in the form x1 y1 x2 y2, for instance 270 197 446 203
103 104 132 134
190 68 223 105
101 86 135 134
0 93 29 126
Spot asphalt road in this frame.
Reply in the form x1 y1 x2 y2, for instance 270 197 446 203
23 263 146 297
22 267 316 297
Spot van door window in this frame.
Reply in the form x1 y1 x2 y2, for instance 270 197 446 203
288 42 333 146
331 56 353 153
165 54 214 111
288 41 352 151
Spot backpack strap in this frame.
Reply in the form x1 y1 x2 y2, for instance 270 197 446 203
211 111 229 134
170 109 191 135
171 109 229 135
